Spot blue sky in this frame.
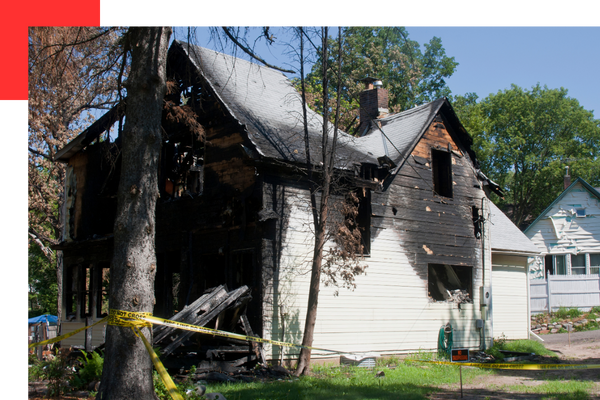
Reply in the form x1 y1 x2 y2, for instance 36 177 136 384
182 27 600 119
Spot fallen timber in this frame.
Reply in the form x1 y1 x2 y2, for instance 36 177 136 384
153 284 266 373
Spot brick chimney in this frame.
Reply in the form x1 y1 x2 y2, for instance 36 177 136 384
358 77 389 135
564 166 571 190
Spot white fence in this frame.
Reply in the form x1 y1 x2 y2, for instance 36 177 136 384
530 274 600 314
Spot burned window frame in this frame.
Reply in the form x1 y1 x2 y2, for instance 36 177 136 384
343 189 372 256
431 148 453 198
428 263 473 303
64 263 110 320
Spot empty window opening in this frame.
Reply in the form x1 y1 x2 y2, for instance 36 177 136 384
65 264 111 320
161 142 204 199
343 189 371 255
428 264 472 303
472 206 482 239
432 149 453 198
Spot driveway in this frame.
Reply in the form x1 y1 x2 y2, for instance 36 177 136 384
532 329 600 347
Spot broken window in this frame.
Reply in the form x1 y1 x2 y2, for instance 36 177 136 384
159 80 206 200
64 263 110 320
344 189 371 255
431 149 453 198
161 141 204 199
65 266 77 318
356 190 371 255
472 206 482 239
96 265 110 318
428 264 472 303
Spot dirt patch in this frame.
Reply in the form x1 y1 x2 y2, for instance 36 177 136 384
427 338 600 399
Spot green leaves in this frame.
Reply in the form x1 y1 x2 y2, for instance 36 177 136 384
453 84 600 228
305 27 458 135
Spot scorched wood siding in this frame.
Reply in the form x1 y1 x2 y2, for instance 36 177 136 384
261 117 492 360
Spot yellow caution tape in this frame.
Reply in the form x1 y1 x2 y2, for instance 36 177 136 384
109 309 341 354
33 309 600 400
104 307 346 400
134 326 184 400
413 359 600 370
28 316 108 349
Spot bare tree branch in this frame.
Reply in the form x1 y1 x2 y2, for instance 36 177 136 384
221 27 295 74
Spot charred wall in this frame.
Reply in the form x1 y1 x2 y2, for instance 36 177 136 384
371 113 486 301
65 141 121 242
60 61 268 333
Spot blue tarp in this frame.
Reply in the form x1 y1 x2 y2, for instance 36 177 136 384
28 314 58 325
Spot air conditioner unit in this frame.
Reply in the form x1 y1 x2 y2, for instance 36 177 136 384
480 286 491 306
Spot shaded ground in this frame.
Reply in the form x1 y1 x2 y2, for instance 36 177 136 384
29 331 600 399
428 331 600 399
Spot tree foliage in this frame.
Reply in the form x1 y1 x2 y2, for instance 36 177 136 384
28 27 125 313
453 84 600 228
304 27 458 134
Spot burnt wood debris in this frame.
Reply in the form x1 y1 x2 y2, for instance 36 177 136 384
53 40 507 369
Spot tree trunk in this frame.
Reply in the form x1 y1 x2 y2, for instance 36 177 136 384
295 209 328 375
295 27 336 376
97 27 171 400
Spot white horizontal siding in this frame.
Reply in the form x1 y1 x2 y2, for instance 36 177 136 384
60 321 106 349
263 191 489 360
492 260 529 340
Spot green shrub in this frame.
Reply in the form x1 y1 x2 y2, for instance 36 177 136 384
39 349 74 396
71 350 104 389
553 306 582 319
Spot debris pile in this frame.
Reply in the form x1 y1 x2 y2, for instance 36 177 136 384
468 351 495 363
153 284 266 373
445 289 472 304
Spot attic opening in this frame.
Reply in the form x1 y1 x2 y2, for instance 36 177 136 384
432 149 453 198
428 264 473 303
159 80 207 200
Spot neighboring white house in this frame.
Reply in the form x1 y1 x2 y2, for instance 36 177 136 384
525 177 600 279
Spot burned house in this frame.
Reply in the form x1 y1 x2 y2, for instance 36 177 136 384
54 41 518 360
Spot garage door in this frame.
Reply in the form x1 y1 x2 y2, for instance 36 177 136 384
492 264 528 340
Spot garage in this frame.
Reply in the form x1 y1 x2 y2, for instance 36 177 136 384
489 201 540 341
492 257 529 340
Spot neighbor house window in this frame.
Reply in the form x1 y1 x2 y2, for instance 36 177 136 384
431 149 453 198
544 254 566 276
428 264 472 302
590 254 600 275
571 254 586 275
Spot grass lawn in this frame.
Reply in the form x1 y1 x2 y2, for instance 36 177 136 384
203 360 484 399
197 345 598 400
